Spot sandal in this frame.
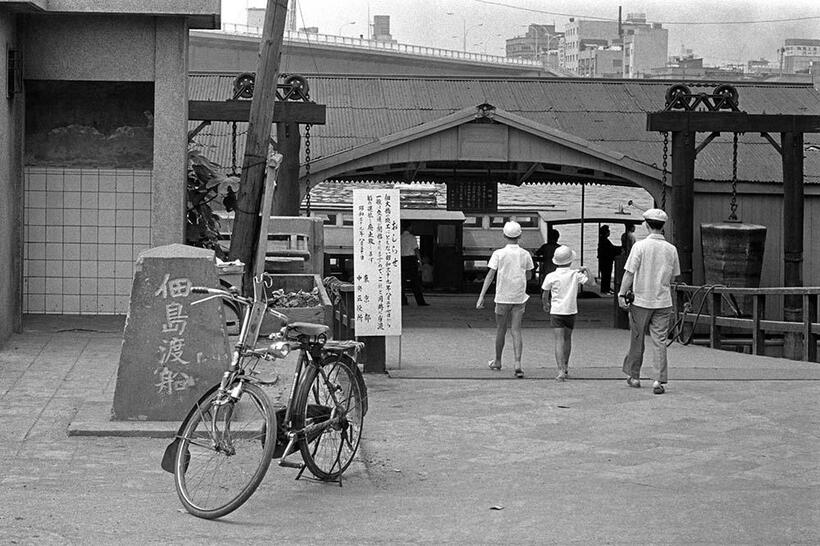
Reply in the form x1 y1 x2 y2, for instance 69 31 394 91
488 359 502 370
514 368 524 378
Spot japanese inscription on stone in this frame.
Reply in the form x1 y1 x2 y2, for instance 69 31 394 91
353 189 402 336
113 244 230 421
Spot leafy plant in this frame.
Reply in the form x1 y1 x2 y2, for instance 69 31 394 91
186 149 238 260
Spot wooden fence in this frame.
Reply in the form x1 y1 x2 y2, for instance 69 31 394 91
673 285 820 362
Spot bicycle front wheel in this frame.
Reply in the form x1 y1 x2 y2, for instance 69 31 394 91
292 354 364 481
174 382 276 519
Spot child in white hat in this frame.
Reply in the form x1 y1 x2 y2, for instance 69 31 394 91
476 221 534 378
541 245 592 381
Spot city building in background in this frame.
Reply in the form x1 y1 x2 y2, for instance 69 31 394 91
561 19 619 73
577 46 623 78
505 24 564 68
372 15 397 45
620 14 669 78
781 39 820 74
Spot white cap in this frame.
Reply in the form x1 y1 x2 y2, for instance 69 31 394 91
552 245 577 266
503 221 522 238
643 208 668 223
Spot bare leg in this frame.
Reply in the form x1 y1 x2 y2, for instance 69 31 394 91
494 312 509 364
509 307 524 365
553 327 572 371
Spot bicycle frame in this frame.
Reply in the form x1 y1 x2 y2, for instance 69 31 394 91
191 276 352 466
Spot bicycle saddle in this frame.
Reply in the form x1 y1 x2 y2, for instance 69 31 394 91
287 322 330 337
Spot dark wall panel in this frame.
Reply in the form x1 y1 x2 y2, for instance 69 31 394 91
25 80 154 168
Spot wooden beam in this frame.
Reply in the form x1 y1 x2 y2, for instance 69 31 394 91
671 131 695 284
188 100 326 124
694 132 720 156
647 112 820 133
781 131 804 359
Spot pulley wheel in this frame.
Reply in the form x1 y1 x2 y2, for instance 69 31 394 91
233 72 255 99
713 84 739 109
665 84 690 107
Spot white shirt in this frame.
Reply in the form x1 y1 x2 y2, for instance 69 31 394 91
624 233 681 308
400 231 418 257
541 267 589 315
488 244 534 304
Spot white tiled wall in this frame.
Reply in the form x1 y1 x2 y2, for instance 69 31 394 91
24 167 152 314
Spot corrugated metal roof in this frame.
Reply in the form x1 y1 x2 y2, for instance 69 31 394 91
188 74 820 184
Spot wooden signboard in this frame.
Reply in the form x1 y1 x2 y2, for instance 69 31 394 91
112 244 230 421
446 180 497 213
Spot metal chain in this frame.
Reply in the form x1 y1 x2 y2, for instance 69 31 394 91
230 122 238 176
661 131 668 211
304 122 312 216
728 132 739 221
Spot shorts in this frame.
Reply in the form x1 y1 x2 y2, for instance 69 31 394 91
495 302 526 319
550 314 576 329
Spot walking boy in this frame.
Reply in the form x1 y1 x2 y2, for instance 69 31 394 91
541 245 591 381
618 208 681 395
476 221 534 378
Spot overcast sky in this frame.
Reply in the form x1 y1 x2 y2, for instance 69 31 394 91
221 0 820 66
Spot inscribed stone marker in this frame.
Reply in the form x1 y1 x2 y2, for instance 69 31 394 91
112 244 230 421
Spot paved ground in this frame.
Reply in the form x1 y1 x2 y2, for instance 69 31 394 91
1 295 819 544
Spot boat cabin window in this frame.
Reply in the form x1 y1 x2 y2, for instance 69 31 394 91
512 214 539 228
489 216 510 228
463 215 483 228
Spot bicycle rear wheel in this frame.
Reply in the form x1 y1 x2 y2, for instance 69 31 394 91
174 382 275 519
292 354 364 481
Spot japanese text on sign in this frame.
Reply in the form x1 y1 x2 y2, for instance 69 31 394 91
353 189 402 336
446 180 497 213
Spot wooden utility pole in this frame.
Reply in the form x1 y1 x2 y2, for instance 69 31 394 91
228 0 289 287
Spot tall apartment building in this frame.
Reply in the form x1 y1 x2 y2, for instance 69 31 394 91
621 15 668 78
505 24 562 63
562 13 667 78
781 38 820 73
562 19 618 73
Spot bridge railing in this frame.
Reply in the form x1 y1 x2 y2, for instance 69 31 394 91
672 285 820 362
216 23 543 68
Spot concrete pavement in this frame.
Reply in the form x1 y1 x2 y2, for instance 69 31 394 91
1 296 819 544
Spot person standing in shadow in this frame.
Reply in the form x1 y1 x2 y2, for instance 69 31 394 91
535 228 561 284
621 223 637 256
597 225 619 295
400 223 429 306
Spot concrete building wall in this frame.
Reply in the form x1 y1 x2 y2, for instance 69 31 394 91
624 27 668 78
562 20 618 72
0 13 23 342
15 14 190 316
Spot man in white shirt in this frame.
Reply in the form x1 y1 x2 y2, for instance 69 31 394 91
618 208 681 395
476 221 534 378
400 224 428 306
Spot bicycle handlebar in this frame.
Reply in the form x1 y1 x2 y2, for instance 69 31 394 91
191 286 290 323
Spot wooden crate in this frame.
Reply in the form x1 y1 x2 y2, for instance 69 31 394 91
260 274 333 335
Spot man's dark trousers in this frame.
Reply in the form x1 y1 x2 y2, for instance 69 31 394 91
401 256 427 305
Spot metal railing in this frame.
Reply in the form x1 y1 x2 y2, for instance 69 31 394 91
215 23 543 68
673 285 820 362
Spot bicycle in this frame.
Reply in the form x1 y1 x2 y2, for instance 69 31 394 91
161 277 367 520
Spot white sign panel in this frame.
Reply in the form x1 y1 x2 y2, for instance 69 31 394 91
353 189 402 336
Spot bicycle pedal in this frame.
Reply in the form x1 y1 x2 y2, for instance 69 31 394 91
279 458 303 469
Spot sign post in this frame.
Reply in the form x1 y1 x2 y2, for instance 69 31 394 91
352 189 402 371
